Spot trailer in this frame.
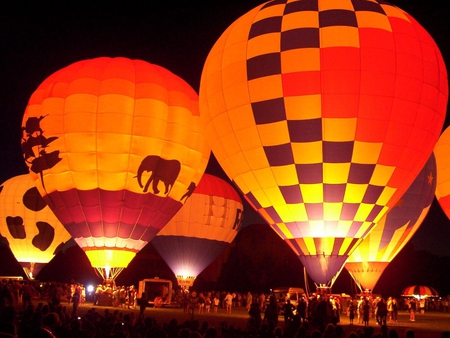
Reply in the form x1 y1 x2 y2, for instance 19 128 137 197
137 277 174 307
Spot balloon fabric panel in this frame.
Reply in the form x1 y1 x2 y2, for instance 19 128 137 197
199 0 447 284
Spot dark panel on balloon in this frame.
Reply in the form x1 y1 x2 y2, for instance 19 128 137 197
6 216 26 239
23 187 47 211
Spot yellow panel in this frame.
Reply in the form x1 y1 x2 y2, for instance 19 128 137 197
274 204 293 223
370 164 395 186
303 237 317 255
248 74 283 102
281 48 321 72
343 183 366 203
247 33 281 59
300 183 323 203
272 164 298 186
64 112 96 133
354 221 374 238
320 26 360 48
286 203 308 222
285 94 322 119
97 151 130 173
97 112 134 134
257 121 290 146
64 132 96 153
98 94 135 115
340 237 361 255
292 141 323 164
354 204 372 222
323 202 343 221
229 152 252 177
85 250 136 268
98 171 128 191
322 118 357 142
352 141 382 164
323 163 350 184
356 11 392 31
336 220 352 237
266 186 288 207
282 10 319 30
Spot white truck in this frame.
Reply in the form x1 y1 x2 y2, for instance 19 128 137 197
137 277 174 307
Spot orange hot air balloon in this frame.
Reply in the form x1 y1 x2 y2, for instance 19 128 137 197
21 57 210 281
199 0 447 285
0 174 71 279
345 153 437 292
152 173 243 287
434 126 450 220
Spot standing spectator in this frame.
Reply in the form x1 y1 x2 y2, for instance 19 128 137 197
71 284 81 317
93 284 103 306
349 300 355 325
22 281 36 309
213 294 220 313
392 298 398 322
197 292 205 314
363 299 371 327
264 295 279 327
409 298 416 321
297 297 307 323
246 292 253 312
225 292 234 314
282 299 296 326
139 291 148 317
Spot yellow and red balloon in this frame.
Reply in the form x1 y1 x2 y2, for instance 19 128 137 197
345 153 437 291
0 174 71 279
434 126 450 220
21 57 210 280
199 0 447 284
152 173 243 287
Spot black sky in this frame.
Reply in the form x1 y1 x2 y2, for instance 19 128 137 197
1 1 449 258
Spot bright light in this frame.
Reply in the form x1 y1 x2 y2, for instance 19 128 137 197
87 285 94 293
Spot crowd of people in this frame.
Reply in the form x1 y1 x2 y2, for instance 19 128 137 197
1 278 450 338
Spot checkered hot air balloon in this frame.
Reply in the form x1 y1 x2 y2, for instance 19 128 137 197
0 174 71 279
152 173 243 287
199 0 447 285
21 57 210 281
345 153 437 292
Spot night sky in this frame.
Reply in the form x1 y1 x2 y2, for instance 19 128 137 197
1 0 449 276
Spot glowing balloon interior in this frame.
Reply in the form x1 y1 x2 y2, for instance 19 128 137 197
199 0 447 285
345 153 437 291
434 126 450 221
152 173 243 287
21 57 210 280
0 174 71 279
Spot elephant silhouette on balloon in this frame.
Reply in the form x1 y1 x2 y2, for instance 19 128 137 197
136 155 181 195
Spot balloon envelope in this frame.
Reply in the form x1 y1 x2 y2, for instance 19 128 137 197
434 126 450 220
345 153 437 291
21 57 210 278
199 0 447 284
152 173 243 286
0 174 71 278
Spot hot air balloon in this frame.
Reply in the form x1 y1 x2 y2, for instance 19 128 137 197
345 153 437 292
152 173 243 288
0 174 71 279
21 57 210 282
199 0 447 287
434 126 450 220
